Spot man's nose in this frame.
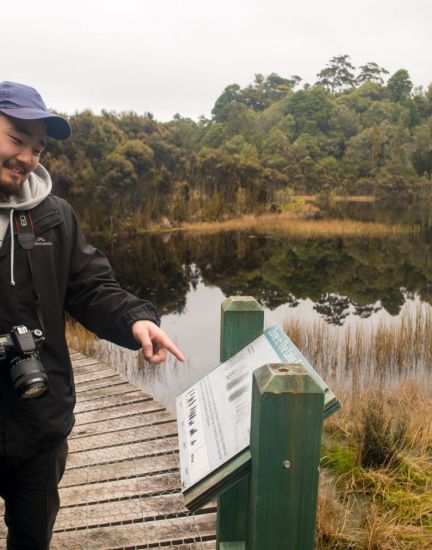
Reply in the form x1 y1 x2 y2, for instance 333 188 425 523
15 147 33 168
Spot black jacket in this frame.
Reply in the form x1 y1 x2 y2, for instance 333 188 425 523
0 195 160 461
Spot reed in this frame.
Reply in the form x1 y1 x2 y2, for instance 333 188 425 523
284 302 432 388
65 316 178 386
180 213 415 238
65 314 99 357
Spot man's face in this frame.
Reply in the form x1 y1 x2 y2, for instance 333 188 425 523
0 114 46 200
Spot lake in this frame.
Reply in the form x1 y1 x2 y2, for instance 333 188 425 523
90 202 432 413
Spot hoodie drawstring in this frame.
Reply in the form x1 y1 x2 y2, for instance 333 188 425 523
10 208 15 286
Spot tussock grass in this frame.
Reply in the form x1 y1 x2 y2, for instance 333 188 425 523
318 380 432 549
180 212 414 237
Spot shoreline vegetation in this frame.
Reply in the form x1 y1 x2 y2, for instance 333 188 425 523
175 213 414 238
66 302 432 549
143 196 417 237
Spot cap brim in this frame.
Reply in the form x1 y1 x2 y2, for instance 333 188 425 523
0 107 71 140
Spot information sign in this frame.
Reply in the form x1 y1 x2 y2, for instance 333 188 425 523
177 324 339 506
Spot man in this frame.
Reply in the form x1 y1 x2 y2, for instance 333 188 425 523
0 81 184 549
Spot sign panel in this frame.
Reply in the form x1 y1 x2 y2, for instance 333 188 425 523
177 324 339 492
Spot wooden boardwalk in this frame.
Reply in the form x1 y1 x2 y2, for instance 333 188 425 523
1 350 217 549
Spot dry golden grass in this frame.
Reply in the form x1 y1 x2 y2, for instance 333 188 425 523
65 314 99 356
298 194 375 203
318 378 432 549
180 212 413 237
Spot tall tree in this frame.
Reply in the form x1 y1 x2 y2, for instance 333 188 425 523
211 84 243 122
316 55 356 93
387 69 413 102
356 62 389 85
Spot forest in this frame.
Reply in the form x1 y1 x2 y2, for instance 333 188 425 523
42 55 432 233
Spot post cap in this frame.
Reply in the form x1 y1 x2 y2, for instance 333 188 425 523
222 296 264 312
253 363 325 396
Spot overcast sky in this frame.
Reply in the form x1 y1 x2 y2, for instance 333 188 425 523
3 0 431 121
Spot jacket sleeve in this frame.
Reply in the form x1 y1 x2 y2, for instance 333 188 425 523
64 205 160 350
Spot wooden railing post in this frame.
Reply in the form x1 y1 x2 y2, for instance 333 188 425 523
216 296 264 550
247 363 324 550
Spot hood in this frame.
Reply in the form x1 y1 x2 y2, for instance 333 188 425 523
0 164 52 245
0 164 52 212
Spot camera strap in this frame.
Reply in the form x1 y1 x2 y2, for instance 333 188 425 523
14 210 35 250
14 211 45 333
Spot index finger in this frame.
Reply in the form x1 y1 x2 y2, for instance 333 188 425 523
160 334 185 362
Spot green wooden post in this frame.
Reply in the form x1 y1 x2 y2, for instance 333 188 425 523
219 296 264 363
217 296 264 550
247 363 324 550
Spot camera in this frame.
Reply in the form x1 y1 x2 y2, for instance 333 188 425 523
0 326 48 399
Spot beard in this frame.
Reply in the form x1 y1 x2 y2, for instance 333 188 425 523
0 160 29 200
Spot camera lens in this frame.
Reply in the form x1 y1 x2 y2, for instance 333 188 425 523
10 356 49 399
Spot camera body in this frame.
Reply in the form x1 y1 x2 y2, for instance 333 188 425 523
0 325 48 399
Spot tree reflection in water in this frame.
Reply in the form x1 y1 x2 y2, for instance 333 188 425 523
80 228 432 413
91 229 432 326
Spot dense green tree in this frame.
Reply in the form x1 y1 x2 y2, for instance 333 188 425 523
211 84 243 122
411 119 432 175
387 69 413 102
283 87 334 135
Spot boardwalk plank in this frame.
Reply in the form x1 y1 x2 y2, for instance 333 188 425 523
70 410 175 438
68 421 178 452
75 383 142 402
74 368 121 384
70 358 101 368
158 544 216 550
67 437 179 468
56 494 216 531
72 363 112 375
74 375 126 392
69 351 87 360
51 513 216 549
74 390 147 413
61 453 180 487
56 494 187 530
74 400 165 424
60 472 181 507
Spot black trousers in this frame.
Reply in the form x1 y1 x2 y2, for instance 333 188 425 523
0 440 68 550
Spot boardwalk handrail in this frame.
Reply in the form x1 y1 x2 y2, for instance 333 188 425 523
216 296 325 550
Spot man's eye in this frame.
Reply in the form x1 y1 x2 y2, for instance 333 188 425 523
10 135 22 145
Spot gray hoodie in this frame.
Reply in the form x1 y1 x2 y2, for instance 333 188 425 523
0 164 52 284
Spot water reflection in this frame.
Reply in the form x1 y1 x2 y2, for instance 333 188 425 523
320 198 432 228
92 229 432 326
86 228 432 413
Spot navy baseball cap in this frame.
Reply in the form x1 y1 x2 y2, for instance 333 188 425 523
0 81 71 140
